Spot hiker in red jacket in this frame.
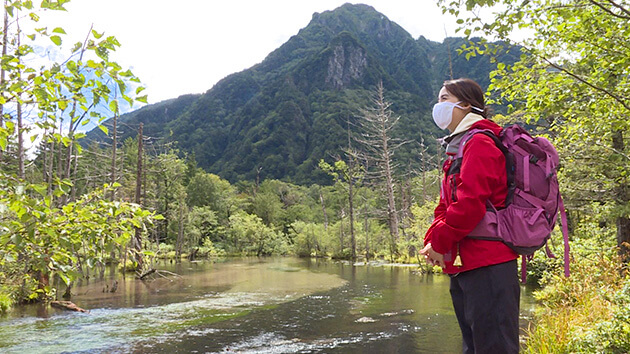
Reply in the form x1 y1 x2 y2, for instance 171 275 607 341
420 78 520 353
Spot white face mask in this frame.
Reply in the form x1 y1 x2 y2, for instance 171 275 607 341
432 101 463 130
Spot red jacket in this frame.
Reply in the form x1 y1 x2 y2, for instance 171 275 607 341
424 119 518 274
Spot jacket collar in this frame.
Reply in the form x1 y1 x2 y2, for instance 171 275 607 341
440 113 486 155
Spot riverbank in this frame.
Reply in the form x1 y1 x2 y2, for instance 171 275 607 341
522 252 630 353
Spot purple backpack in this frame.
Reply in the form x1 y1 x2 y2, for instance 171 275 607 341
455 124 570 282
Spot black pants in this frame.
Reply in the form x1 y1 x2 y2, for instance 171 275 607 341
449 260 520 354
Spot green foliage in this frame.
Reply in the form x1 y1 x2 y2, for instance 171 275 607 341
0 181 157 300
187 172 238 220
0 0 152 306
519 205 629 352
228 211 287 256
524 248 630 353
186 206 224 248
290 221 328 257
198 238 225 258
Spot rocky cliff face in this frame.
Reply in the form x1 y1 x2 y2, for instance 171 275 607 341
325 42 368 89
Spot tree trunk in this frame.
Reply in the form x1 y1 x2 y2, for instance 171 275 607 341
349 177 356 260
110 110 118 199
0 2 8 164
109 114 118 261
319 190 328 231
377 83 399 256
51 300 88 313
175 202 184 263
71 147 78 201
339 208 345 255
17 102 24 179
48 138 55 193
617 216 630 263
383 137 399 255
56 120 64 194
612 128 630 262
347 122 357 260
133 124 144 268
363 200 370 261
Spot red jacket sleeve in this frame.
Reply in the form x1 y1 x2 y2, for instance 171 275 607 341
429 134 506 254
423 194 447 246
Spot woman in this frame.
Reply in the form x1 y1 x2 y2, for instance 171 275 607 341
420 78 520 353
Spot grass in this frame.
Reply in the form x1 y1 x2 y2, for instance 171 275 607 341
522 252 630 353
0 291 13 314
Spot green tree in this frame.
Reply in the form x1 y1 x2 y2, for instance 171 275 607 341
290 221 327 257
186 171 238 221
0 182 157 303
250 180 285 228
151 152 187 243
0 1 152 306
440 0 630 260
228 211 287 256
186 206 222 248
319 158 364 259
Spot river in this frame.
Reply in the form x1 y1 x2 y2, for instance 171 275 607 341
0 257 536 353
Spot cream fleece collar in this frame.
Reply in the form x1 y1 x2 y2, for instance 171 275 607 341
440 113 486 155
448 112 485 138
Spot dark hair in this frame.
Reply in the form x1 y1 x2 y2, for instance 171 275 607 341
443 78 491 118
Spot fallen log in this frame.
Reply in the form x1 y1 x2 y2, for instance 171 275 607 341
50 301 89 313
138 268 156 280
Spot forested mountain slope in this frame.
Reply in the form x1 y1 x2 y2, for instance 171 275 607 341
87 3 518 184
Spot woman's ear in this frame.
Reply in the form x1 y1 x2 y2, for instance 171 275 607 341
459 102 474 114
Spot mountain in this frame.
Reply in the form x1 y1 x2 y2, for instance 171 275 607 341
87 3 519 185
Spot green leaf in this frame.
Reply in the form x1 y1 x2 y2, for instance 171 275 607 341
109 100 119 113
98 125 109 135
30 183 47 197
136 95 147 103
71 42 82 53
91 29 104 39
50 35 62 46
52 27 66 34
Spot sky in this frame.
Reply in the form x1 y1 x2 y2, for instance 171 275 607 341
41 0 463 109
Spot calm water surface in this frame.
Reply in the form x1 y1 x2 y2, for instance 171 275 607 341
0 257 536 353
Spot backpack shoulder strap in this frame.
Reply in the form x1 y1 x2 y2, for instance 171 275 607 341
455 128 516 205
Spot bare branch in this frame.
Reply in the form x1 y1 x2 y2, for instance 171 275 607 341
542 57 630 112
589 0 630 19
604 0 630 16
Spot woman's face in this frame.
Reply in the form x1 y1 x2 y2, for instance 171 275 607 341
438 86 471 132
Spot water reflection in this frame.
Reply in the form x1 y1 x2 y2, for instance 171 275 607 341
0 258 535 353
